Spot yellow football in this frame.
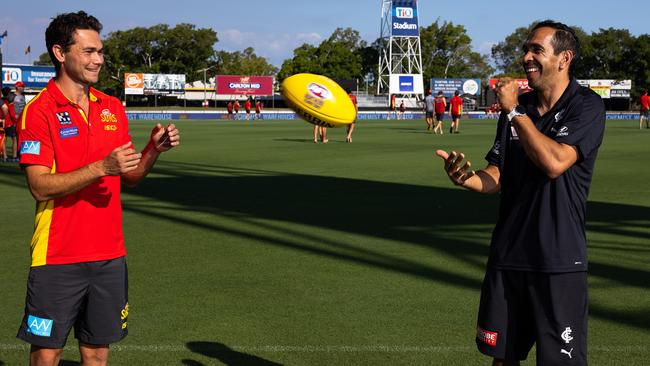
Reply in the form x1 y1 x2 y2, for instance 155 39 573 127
281 73 356 128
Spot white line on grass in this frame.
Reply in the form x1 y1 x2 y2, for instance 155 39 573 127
0 344 647 353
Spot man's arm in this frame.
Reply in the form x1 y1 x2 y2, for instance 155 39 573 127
435 150 500 194
25 143 141 201
495 78 578 179
121 123 180 187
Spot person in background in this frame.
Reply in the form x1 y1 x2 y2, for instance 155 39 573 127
346 89 357 143
639 89 649 129
449 90 463 133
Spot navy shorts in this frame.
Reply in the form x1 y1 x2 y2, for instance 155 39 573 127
426 111 434 118
435 112 444 121
451 113 461 120
5 125 16 138
641 109 649 118
17 257 129 348
476 269 587 365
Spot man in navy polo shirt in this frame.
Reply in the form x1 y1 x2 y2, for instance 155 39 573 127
436 20 605 365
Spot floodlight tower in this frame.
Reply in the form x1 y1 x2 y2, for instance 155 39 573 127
377 0 424 102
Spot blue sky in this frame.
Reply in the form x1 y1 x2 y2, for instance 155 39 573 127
1 0 647 70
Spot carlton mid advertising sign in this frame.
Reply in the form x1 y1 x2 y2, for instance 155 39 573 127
391 0 419 37
216 75 274 95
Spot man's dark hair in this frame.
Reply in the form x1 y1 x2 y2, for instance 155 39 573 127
454 90 460 96
1 87 11 99
45 11 103 73
530 20 581 62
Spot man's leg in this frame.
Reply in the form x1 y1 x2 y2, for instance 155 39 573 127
79 343 110 366
455 118 461 133
30 346 64 366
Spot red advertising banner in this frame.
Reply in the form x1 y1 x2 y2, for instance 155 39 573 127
489 78 531 92
216 75 274 95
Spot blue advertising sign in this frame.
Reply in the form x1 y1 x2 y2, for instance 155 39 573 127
399 75 414 92
391 0 419 37
430 78 481 97
2 64 56 89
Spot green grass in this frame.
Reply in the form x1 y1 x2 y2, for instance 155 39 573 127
0 118 648 365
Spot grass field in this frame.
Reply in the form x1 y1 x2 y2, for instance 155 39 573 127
1 118 648 365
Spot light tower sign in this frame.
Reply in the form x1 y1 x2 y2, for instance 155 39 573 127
378 0 424 99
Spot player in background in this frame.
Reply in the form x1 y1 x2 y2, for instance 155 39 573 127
1 87 18 161
255 99 262 120
234 99 240 120
449 90 463 133
398 100 405 120
227 100 233 120
244 97 252 120
433 91 446 134
424 88 435 131
639 89 649 129
388 94 396 120
346 89 357 143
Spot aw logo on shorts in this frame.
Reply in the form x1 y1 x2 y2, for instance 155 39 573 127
27 315 53 337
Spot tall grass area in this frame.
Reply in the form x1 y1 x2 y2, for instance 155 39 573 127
0 118 648 365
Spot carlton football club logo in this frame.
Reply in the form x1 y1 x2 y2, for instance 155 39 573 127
307 83 332 100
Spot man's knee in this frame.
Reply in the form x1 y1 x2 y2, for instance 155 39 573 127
79 343 110 366
30 346 64 366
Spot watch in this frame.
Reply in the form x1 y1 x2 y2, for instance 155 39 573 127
506 105 526 121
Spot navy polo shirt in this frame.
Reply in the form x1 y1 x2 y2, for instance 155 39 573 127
485 79 605 272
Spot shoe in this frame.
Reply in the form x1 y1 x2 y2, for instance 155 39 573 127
323 139 329 144
313 139 318 143
449 128 453 134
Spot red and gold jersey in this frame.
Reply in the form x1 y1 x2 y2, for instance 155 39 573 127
641 95 650 110
18 79 130 267
450 96 463 115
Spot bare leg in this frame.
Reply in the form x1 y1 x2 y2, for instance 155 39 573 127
313 125 319 143
346 123 355 142
30 346 64 366
321 127 328 143
79 343 110 366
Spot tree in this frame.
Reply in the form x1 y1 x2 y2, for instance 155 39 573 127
34 52 52 66
278 27 365 82
490 23 534 76
420 20 493 82
213 47 278 76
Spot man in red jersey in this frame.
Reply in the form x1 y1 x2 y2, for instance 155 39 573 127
227 100 233 120
449 90 463 133
2 87 19 161
434 91 446 134
244 96 252 120
234 99 240 120
16 11 180 366
346 89 357 142
639 89 649 129
255 99 262 120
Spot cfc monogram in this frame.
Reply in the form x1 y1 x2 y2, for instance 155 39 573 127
561 327 573 344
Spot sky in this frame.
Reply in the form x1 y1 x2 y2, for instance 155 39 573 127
1 0 647 70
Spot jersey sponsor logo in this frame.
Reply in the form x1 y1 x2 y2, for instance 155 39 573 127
120 303 129 330
554 109 565 122
561 348 574 359
60 126 79 139
477 326 498 346
561 327 573 344
100 109 118 123
55 111 72 125
20 140 41 155
27 315 53 337
104 125 118 131
491 140 501 155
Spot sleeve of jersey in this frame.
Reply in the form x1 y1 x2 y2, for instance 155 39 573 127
484 114 505 166
554 93 606 161
19 105 55 167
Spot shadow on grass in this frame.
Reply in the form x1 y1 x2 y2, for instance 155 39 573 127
185 341 282 366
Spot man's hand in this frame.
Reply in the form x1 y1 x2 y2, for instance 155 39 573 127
494 77 519 113
95 142 141 176
151 123 181 152
436 150 475 186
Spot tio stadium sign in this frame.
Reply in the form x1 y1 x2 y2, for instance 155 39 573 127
391 1 419 37
216 75 274 96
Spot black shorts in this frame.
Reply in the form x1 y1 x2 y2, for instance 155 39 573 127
425 111 434 118
451 113 461 120
17 257 129 348
5 125 16 138
476 269 587 365
641 109 649 118
435 112 444 121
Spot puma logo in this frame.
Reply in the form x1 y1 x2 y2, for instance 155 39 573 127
561 348 574 359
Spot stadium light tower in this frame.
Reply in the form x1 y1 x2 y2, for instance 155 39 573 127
377 0 424 101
